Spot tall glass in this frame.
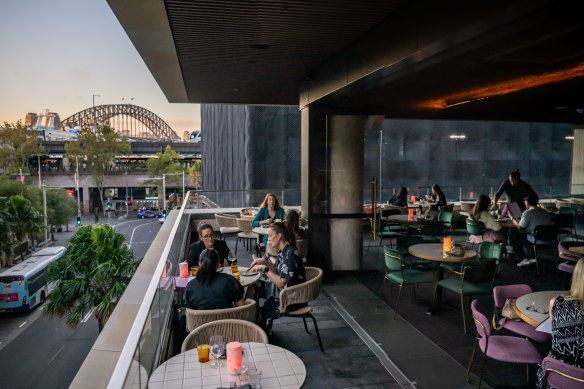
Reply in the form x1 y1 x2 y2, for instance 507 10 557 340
210 335 225 368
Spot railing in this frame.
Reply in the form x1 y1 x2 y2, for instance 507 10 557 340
371 184 571 204
189 188 301 209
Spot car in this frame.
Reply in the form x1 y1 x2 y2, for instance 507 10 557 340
158 217 166 224
137 210 161 219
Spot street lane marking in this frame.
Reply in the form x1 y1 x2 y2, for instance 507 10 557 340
48 345 65 366
82 308 95 323
129 221 157 246
18 322 26 328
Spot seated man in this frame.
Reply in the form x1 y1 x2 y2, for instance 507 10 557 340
250 222 306 330
509 194 553 267
184 248 245 310
185 223 231 269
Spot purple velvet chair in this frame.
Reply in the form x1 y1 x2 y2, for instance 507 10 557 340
558 261 576 274
493 284 550 343
541 356 584 388
466 299 542 388
558 241 583 262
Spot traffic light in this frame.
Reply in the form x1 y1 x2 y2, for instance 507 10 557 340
107 202 111 209
127 201 132 206
76 216 81 226
162 209 167 218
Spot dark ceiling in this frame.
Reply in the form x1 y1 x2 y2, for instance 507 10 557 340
115 0 584 123
165 0 406 105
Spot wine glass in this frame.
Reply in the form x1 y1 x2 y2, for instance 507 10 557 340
227 252 238 272
209 335 224 368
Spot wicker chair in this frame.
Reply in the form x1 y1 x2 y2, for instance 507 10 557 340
278 266 324 352
235 218 259 255
215 213 240 240
185 299 257 333
181 319 268 352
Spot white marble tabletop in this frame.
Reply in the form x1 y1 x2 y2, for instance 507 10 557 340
149 342 306 389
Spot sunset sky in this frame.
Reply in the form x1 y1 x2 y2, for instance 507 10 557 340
0 0 200 136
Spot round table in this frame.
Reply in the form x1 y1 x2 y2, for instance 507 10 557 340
252 227 270 236
387 214 435 225
408 243 477 263
219 265 261 287
409 243 477 315
148 342 306 389
514 290 567 327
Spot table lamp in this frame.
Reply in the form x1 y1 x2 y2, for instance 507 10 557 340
226 342 242 374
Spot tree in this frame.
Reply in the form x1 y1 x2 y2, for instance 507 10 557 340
0 210 13 268
3 195 44 264
65 124 130 214
44 224 140 332
0 121 45 178
46 190 77 238
144 145 185 208
189 160 202 189
0 178 43 211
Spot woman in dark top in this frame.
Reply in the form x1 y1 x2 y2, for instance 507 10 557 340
285 209 305 241
184 248 245 310
185 223 231 269
426 184 447 210
537 258 584 388
388 186 408 207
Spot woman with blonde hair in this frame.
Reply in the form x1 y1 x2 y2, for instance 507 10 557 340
252 193 285 245
537 258 584 388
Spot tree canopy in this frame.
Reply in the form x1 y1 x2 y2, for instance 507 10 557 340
44 224 140 332
144 145 186 207
65 124 130 211
0 121 45 178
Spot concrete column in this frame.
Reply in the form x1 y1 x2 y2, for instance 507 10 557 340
328 115 365 271
301 107 382 272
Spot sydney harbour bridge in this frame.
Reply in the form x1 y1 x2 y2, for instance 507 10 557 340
60 104 180 140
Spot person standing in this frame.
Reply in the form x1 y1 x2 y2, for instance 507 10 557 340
493 169 538 213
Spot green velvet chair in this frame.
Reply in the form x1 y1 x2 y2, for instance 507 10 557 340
379 247 435 319
433 258 497 333
438 211 453 232
395 235 438 271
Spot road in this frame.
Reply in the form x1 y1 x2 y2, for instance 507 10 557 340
0 217 162 389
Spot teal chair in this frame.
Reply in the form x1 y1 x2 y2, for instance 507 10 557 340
466 218 485 243
380 247 434 319
477 241 503 264
438 211 453 232
433 258 497 333
367 217 401 250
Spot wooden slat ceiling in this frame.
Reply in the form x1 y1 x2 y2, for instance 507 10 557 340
165 0 405 105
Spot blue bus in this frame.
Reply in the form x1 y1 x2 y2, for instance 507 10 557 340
0 246 66 312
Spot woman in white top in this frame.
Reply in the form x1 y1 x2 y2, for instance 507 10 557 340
469 194 503 243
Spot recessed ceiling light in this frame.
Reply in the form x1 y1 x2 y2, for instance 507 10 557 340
565 135 575 140
449 134 466 140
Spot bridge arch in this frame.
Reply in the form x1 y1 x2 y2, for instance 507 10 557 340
61 104 179 140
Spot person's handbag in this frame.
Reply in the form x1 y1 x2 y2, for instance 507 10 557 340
501 298 520 320
492 298 520 330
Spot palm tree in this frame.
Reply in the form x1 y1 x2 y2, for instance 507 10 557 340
4 195 44 263
44 224 141 332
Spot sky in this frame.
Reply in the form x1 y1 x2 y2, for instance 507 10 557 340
0 0 200 136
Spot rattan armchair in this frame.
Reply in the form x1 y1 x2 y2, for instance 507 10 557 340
215 213 240 240
181 319 268 353
278 266 324 352
185 298 257 333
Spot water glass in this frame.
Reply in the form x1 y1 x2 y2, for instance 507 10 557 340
247 367 262 389
209 335 224 368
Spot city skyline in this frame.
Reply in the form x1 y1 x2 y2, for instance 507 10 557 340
0 0 200 136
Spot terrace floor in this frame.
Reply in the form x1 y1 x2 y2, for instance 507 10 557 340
220 213 584 388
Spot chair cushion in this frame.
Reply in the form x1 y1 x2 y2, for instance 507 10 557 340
286 306 313 316
438 278 493 296
480 335 542 364
238 231 258 239
220 226 240 234
386 269 434 285
500 318 550 343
